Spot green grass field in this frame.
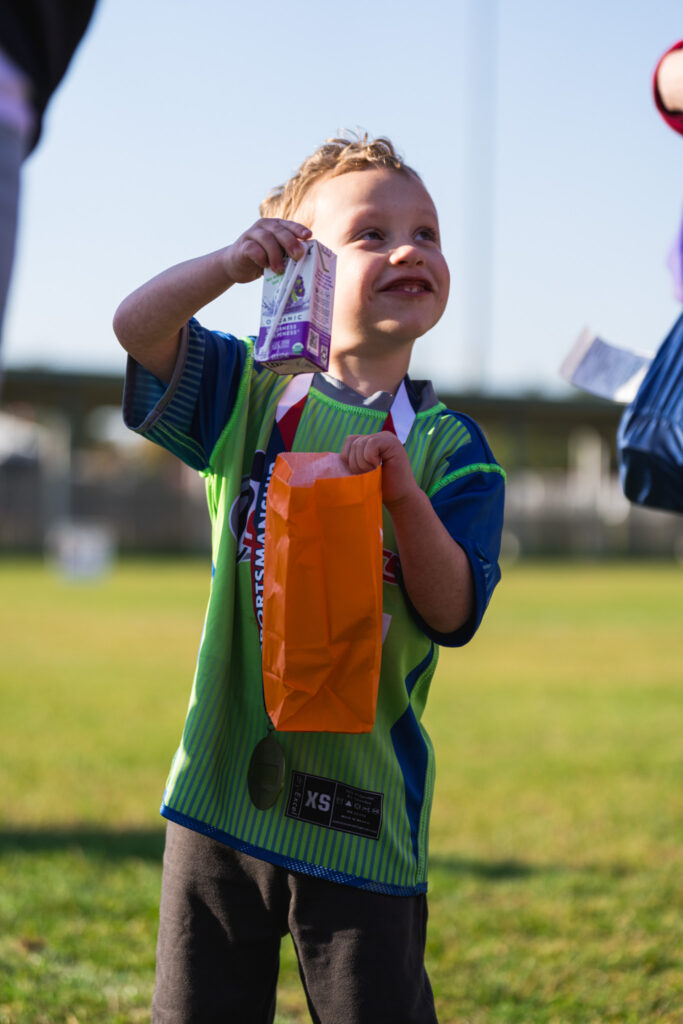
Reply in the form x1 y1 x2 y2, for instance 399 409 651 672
1 558 681 1023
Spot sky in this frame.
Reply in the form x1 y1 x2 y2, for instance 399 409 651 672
2 0 682 394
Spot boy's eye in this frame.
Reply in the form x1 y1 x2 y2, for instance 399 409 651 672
358 228 383 241
416 227 439 243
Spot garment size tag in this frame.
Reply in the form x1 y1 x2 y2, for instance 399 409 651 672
285 770 383 840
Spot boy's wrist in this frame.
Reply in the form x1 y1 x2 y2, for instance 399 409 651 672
384 481 428 519
215 245 241 289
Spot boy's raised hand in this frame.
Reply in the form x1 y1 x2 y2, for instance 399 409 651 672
223 218 312 283
113 218 311 385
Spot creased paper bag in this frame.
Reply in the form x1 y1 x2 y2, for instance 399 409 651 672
262 451 383 732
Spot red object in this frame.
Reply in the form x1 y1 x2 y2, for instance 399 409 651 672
653 40 683 136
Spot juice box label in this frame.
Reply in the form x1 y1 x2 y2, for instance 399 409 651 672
255 240 336 374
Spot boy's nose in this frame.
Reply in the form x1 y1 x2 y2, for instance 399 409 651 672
389 243 424 266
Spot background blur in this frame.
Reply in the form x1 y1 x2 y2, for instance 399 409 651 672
1 7 682 1020
1 0 682 561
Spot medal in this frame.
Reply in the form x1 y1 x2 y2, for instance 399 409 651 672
247 731 286 809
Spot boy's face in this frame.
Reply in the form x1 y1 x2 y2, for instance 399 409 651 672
302 168 450 360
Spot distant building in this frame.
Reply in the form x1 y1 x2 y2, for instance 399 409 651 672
1 367 681 559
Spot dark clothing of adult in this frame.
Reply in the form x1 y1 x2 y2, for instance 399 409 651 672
0 0 97 151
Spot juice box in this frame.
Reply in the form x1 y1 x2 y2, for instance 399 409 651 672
255 240 336 374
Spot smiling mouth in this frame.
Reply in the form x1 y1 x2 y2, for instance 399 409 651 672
381 278 433 294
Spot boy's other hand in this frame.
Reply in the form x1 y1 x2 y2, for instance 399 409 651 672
341 431 419 509
343 430 475 633
223 218 311 283
657 48 683 113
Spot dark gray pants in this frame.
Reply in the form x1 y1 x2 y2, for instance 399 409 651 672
152 821 438 1024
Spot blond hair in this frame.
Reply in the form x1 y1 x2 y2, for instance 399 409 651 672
259 133 421 220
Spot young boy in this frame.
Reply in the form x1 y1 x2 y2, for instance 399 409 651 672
114 135 505 1024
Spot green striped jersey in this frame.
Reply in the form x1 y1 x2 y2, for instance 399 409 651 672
123 319 505 895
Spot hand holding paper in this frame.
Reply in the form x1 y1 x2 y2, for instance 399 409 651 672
341 430 417 507
342 431 474 635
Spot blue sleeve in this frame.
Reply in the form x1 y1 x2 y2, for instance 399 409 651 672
403 414 505 648
617 311 683 513
122 318 248 469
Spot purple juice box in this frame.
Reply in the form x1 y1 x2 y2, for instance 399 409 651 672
255 240 336 374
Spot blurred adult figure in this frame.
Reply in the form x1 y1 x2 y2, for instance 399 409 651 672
654 41 683 298
0 1 97 358
617 41 683 513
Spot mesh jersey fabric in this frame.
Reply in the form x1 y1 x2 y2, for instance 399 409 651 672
123 319 505 895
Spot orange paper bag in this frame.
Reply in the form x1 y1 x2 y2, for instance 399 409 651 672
262 451 383 733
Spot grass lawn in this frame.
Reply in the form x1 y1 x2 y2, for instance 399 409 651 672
0 558 681 1023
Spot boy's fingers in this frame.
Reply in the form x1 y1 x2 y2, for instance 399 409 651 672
270 222 311 261
247 222 309 271
241 239 270 269
259 218 311 250
340 435 357 461
270 218 312 240
246 227 289 272
342 435 382 475
358 434 390 464
341 436 361 474
233 218 312 277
